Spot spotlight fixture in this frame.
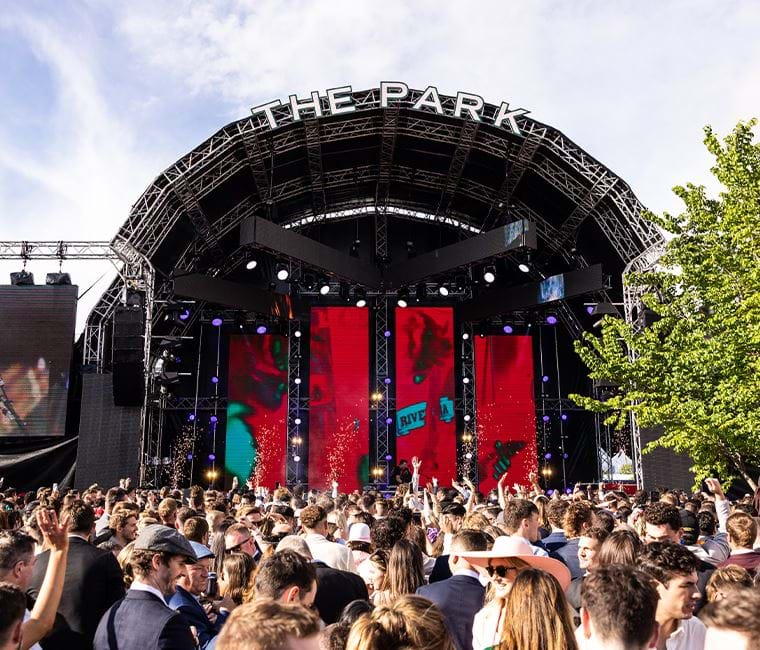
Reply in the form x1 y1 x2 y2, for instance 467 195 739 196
350 239 360 257
276 264 290 281
355 287 367 308
455 275 467 292
518 263 530 273
462 376 470 384
502 324 514 334
294 329 302 338
211 317 223 327
463 414 471 422
318 278 331 295
438 283 449 297
546 314 558 325
397 287 409 308
294 377 302 385
45 273 72 286
245 259 258 270
483 266 496 284
415 284 425 303
462 332 470 340
302 272 316 291
10 271 34 286
255 323 268 334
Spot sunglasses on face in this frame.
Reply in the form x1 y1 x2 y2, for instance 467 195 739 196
485 565 520 579
226 536 253 552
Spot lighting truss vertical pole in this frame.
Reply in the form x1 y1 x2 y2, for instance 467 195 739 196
374 300 391 482
623 281 645 489
553 327 567 489
286 320 304 486
460 324 477 484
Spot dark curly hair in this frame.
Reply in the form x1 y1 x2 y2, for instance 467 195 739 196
370 517 406 551
638 542 698 585
643 502 681 531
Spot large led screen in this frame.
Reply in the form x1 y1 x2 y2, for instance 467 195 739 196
395 307 456 483
475 335 538 493
0 285 77 437
309 308 369 491
226 335 288 487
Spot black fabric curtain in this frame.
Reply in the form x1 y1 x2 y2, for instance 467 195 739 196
0 437 78 492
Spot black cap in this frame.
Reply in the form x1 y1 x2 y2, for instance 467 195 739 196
134 524 198 563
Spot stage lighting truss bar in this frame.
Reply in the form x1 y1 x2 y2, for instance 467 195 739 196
375 106 400 214
162 396 229 410
173 175 226 264
286 319 304 485
374 300 391 471
436 119 479 221
0 241 116 259
460 322 478 484
303 119 327 221
237 128 272 202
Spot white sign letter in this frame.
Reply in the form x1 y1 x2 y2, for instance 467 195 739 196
493 102 530 135
327 85 355 115
454 92 484 121
251 99 283 129
411 86 444 114
289 91 323 121
380 81 409 107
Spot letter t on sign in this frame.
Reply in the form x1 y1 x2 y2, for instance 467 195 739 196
252 99 283 129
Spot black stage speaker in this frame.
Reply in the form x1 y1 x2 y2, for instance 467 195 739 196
112 305 145 406
76 374 141 489
640 425 695 491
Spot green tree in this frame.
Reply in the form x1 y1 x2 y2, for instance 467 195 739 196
571 121 760 490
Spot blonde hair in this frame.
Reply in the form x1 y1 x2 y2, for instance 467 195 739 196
346 595 455 650
496 568 578 650
215 599 319 650
705 565 753 602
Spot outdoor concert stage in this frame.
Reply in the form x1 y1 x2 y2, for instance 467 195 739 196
1 83 676 492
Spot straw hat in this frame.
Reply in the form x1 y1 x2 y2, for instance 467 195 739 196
460 535 571 591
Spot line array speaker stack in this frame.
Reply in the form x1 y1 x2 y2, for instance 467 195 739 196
112 305 145 407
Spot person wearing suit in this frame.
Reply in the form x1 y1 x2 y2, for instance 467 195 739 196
27 500 125 650
93 525 198 650
416 530 488 650
275 535 368 624
168 542 233 650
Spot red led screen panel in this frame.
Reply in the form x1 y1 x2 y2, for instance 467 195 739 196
395 307 456 484
226 335 288 488
475 335 538 493
309 307 370 491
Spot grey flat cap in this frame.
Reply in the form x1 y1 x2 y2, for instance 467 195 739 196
134 524 198 563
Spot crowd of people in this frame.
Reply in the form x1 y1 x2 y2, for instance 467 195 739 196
0 458 759 649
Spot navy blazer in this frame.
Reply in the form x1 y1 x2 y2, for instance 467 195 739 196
417 574 485 650
94 589 196 650
428 555 452 584
169 586 228 649
312 561 369 625
542 531 568 553
552 538 583 580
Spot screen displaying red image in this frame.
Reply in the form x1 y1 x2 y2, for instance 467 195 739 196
309 307 370 491
226 335 288 488
475 335 538 493
395 307 456 484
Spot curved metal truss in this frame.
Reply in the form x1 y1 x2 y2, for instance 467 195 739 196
78 86 666 487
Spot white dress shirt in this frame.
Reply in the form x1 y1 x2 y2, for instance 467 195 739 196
304 533 356 572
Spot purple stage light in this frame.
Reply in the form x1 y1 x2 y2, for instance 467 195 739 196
547 489 554 496
561 413 568 421
384 330 391 338
210 415 218 423
586 305 595 315
503 325 513 334
208 453 216 461
544 453 552 460
385 417 393 425
563 453 569 459
385 454 393 461
186 453 193 461
188 414 195 422
566 488 572 494
211 317 223 327
256 324 267 334
174 357 182 363
542 415 550 422
179 309 190 321
542 375 549 383
546 315 558 325
384 377 391 385
211 376 219 384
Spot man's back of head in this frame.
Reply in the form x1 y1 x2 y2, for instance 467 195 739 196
62 499 96 537
0 582 25 650
449 529 488 574
580 565 659 650
254 550 317 604
701 588 760 650
215 599 320 650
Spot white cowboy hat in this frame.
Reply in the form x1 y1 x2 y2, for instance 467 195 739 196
460 535 571 591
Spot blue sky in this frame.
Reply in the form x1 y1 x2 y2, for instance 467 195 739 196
1 1 759 332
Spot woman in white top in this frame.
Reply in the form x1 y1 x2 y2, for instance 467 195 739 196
461 536 571 650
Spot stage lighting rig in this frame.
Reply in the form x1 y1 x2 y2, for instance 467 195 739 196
397 287 409 308
455 275 467 292
483 266 496 284
45 273 71 285
318 277 331 295
245 259 258 270
415 284 425 303
275 263 290 281
10 271 34 285
437 282 449 297
355 287 367 307
339 283 351 303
